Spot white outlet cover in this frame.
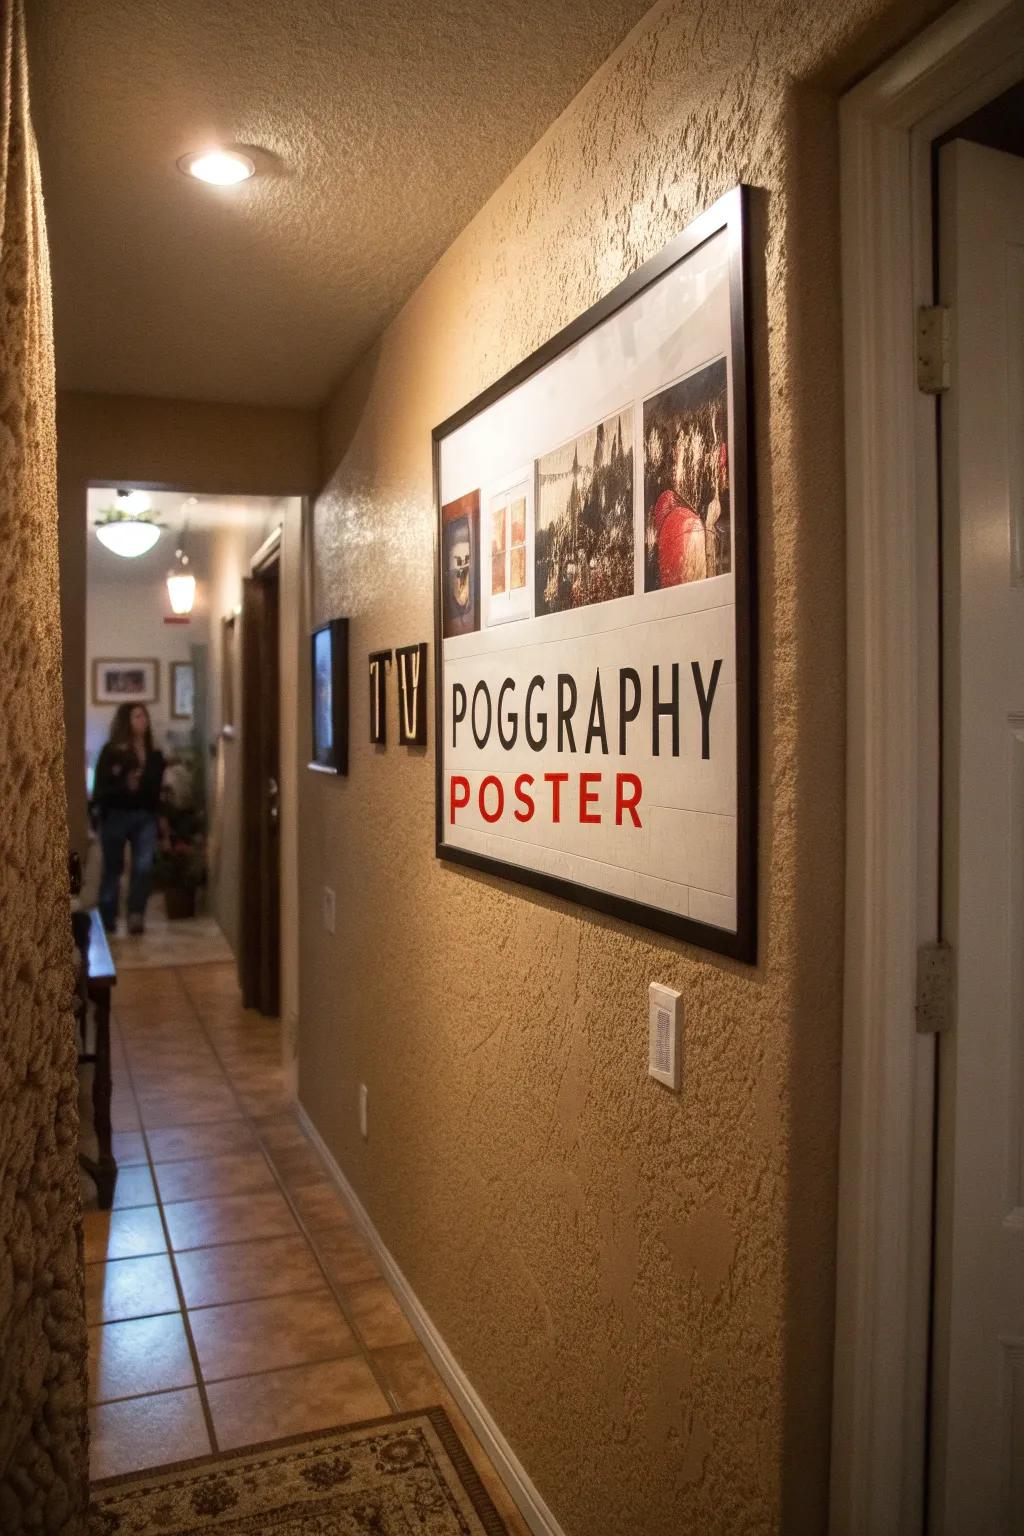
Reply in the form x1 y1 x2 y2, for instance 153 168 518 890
648 983 682 1090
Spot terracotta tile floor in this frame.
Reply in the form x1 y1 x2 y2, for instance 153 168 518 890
79 957 530 1534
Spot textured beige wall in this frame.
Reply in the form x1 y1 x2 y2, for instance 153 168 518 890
301 2 950 1532
0 3 87 1529
56 391 318 852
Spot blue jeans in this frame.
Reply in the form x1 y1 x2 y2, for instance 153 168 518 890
99 809 158 931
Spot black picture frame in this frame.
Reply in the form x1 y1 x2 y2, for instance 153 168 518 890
170 660 195 720
220 615 237 738
309 618 349 775
431 185 756 962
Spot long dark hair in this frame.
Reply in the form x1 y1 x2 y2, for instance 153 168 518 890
108 702 154 756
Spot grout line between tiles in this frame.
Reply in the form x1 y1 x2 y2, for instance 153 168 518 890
91 1342 369 1406
86 1297 178 1327
174 1342 368 1391
88 1381 204 1411
86 1275 337 1328
92 1216 381 1261
184 1282 331 1314
150 1184 280 1208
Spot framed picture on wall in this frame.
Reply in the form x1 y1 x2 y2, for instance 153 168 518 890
433 185 756 962
171 661 195 720
220 615 237 737
92 658 159 706
309 617 349 774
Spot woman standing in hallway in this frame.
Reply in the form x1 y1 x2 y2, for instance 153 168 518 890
94 703 165 935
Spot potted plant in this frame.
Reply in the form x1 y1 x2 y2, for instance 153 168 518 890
157 742 207 919
155 835 204 919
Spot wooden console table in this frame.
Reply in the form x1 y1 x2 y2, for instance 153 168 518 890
77 909 118 1209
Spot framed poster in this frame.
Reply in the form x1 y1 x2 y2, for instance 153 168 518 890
309 618 349 774
433 186 755 961
170 661 195 720
92 657 159 705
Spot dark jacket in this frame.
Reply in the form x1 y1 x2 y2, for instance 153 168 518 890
94 744 165 815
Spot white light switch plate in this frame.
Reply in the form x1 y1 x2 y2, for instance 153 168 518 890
648 983 682 1090
322 886 336 934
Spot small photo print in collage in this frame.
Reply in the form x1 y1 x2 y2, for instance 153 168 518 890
441 489 480 637
643 356 729 591
486 476 530 626
534 409 634 616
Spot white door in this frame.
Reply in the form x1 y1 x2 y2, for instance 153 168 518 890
933 138 1024 1535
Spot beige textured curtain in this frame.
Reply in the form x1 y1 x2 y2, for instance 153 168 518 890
0 3 88 1532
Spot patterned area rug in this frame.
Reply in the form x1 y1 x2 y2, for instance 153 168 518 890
88 1409 510 1535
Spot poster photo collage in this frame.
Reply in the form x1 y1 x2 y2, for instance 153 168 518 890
441 354 730 643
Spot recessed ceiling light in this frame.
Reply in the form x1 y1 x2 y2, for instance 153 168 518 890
178 149 255 186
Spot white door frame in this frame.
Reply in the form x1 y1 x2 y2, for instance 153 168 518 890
833 2 1024 1531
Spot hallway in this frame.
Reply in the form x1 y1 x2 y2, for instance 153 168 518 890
5 0 1002 1526
81 959 528 1535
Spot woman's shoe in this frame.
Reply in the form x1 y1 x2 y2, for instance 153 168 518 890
127 913 145 935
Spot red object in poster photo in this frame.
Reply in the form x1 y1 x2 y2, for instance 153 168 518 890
650 490 706 588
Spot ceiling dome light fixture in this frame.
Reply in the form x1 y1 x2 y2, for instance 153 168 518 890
178 148 255 186
96 520 161 558
94 488 162 558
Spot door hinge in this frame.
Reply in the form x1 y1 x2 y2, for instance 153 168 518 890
916 941 954 1034
916 306 951 394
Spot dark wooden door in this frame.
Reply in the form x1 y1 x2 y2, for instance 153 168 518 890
240 559 280 1015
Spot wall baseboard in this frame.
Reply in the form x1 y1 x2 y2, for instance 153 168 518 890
296 1103 567 1536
